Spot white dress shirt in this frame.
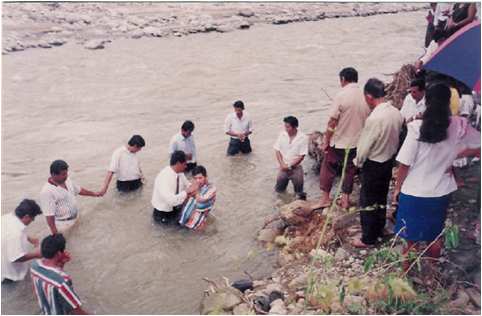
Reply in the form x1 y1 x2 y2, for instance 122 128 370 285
355 102 404 167
168 133 196 163
273 130 308 166
1 213 31 281
39 178 80 220
224 112 253 139
397 117 480 197
151 166 190 212
109 146 142 181
400 95 426 122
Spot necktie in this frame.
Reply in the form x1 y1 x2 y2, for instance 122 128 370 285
176 175 180 194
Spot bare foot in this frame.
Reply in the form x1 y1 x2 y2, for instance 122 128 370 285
340 194 350 209
314 197 332 210
351 238 373 248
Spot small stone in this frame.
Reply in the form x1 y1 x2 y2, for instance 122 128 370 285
266 283 283 294
143 26 162 37
269 299 287 314
48 38 66 46
335 247 349 261
233 303 252 315
37 42 52 48
274 236 288 247
238 9 255 18
253 280 266 288
359 250 367 256
288 274 308 289
465 288 481 308
131 30 144 39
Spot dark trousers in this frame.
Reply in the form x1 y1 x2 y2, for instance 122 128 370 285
152 206 182 225
116 179 142 192
424 21 435 48
227 137 252 156
275 165 306 199
359 158 394 245
319 147 357 194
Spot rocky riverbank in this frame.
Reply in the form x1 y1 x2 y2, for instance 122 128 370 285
200 161 481 315
2 2 427 54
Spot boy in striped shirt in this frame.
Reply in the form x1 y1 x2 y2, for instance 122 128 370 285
30 234 88 315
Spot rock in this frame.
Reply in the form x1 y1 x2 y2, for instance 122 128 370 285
223 291 243 310
258 228 277 243
310 248 331 260
272 17 293 25
288 274 308 289
274 235 288 247
269 291 284 303
215 25 234 33
266 283 283 294
332 211 359 230
279 200 313 225
200 292 225 314
237 21 251 30
465 288 480 308
238 9 255 18
84 39 108 50
253 280 266 288
277 251 294 266
453 289 470 306
231 279 253 293
359 250 367 256
254 295 271 313
37 42 52 48
143 26 162 37
334 247 349 261
49 26 62 33
269 299 287 314
48 38 66 46
131 29 144 39
233 303 252 315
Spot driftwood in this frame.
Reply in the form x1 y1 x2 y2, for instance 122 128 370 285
385 64 417 109
308 131 324 172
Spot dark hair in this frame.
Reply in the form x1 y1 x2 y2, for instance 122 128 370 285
128 135 145 148
181 120 195 132
339 67 358 83
192 165 207 177
364 78 386 98
50 160 69 175
15 199 42 219
41 234 66 259
410 78 425 91
419 83 451 144
170 150 186 166
233 100 245 110
283 116 299 128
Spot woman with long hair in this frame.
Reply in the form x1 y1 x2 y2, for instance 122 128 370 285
393 83 480 272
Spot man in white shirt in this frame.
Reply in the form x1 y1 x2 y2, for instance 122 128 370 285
353 78 403 248
224 100 253 156
40 160 102 235
2 199 42 282
400 78 426 123
169 121 197 172
151 151 198 225
274 116 308 200
100 135 146 194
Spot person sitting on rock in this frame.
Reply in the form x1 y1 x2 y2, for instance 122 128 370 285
178 165 216 230
100 134 146 194
224 100 253 156
273 116 308 200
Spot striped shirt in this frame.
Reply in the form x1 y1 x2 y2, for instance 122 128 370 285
30 260 82 315
39 179 81 221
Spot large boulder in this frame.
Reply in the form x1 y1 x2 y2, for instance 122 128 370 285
279 200 315 225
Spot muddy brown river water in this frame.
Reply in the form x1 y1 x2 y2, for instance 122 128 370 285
2 11 425 314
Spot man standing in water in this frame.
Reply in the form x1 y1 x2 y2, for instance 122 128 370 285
40 160 102 235
100 134 146 194
224 100 253 156
319 67 371 209
169 121 197 173
274 116 308 200
30 234 88 315
151 151 198 224
2 199 42 283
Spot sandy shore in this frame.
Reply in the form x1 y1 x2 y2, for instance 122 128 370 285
2 2 427 53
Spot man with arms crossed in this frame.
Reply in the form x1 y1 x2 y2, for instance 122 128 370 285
224 100 253 156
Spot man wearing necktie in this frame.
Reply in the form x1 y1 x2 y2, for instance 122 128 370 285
151 151 198 224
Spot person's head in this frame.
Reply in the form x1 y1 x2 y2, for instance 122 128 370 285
419 83 451 143
192 165 208 187
364 78 386 108
181 120 195 138
49 160 69 184
432 29 447 44
170 150 187 173
41 234 66 263
339 67 358 86
15 199 42 225
233 100 245 117
127 135 145 153
409 78 426 103
283 116 299 135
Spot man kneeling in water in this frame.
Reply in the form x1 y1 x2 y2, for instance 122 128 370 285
179 166 217 231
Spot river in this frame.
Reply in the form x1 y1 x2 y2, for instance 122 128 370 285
2 10 425 314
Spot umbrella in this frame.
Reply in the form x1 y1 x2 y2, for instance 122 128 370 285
424 21 481 92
